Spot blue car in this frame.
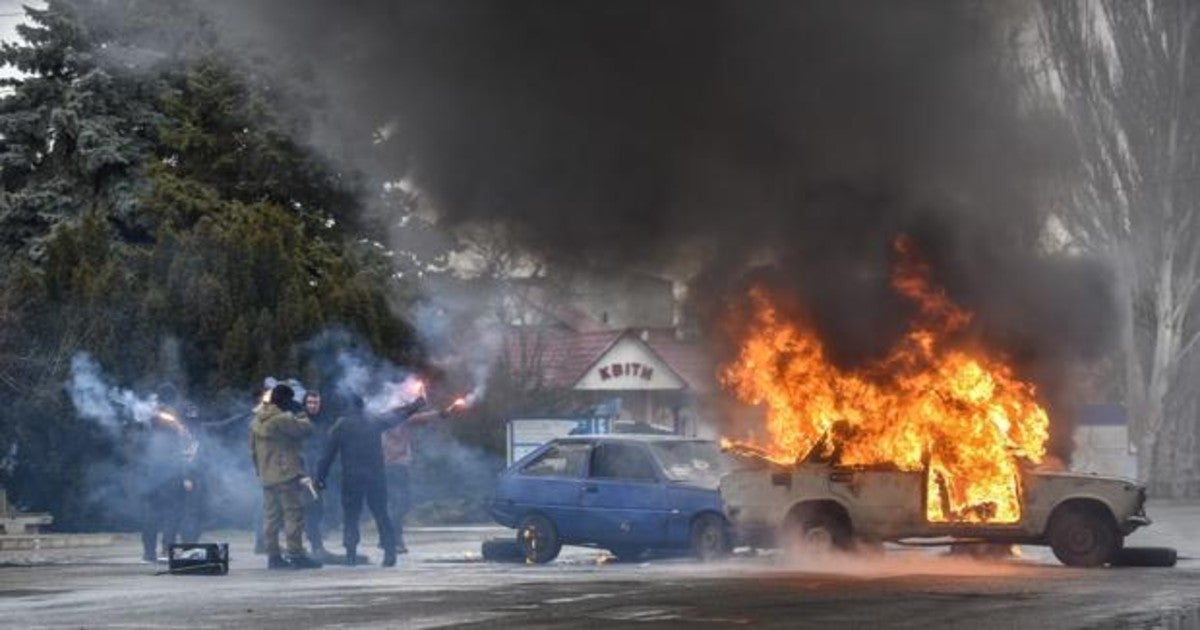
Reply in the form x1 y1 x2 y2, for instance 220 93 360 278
488 435 732 563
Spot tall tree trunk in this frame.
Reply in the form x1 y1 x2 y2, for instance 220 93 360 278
1116 250 1154 481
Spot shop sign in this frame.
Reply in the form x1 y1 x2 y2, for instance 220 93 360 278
597 362 655 382
574 336 685 391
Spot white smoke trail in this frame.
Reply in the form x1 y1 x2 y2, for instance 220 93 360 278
334 349 422 415
67 352 158 431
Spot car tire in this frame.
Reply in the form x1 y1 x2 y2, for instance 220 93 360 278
609 546 647 563
481 538 526 563
517 514 562 564
1112 546 1177 568
785 508 852 555
1047 506 1120 567
690 513 731 561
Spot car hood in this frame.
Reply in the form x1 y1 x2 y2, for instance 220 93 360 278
1031 469 1141 487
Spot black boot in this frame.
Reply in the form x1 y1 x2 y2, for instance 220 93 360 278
382 549 397 567
346 546 358 566
267 554 289 570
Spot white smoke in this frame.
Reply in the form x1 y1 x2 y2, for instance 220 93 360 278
334 349 422 415
463 324 500 403
365 375 424 416
66 351 266 531
67 352 159 431
334 351 373 399
410 289 504 406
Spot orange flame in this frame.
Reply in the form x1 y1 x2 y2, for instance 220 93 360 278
721 236 1049 524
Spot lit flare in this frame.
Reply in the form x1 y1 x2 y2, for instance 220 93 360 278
445 391 477 414
154 410 199 461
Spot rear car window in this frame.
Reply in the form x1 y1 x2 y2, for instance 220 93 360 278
650 441 731 484
590 442 659 481
520 443 590 478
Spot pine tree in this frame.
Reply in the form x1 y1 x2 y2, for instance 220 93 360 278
0 1 420 526
0 1 161 259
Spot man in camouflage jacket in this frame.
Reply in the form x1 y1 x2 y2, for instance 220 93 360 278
250 384 321 569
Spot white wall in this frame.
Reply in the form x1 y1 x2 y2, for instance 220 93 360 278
1072 425 1136 479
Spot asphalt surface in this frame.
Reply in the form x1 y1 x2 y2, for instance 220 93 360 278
1 503 1198 629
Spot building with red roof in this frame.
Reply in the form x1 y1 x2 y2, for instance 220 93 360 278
499 271 714 436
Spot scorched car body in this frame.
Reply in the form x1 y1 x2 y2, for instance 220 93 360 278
721 457 1152 567
488 435 732 563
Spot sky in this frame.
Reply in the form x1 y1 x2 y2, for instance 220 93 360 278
0 1 43 81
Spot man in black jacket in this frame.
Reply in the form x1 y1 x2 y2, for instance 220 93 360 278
301 391 334 560
137 385 198 562
316 395 430 566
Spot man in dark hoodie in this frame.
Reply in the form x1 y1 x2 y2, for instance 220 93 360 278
316 395 433 566
301 390 347 562
250 383 321 569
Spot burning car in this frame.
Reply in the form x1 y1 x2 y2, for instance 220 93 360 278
715 237 1154 567
720 447 1150 567
488 435 733 563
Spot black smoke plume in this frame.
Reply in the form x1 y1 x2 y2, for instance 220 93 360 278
199 1 1111 454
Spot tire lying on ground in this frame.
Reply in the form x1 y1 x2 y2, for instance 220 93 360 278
481 538 526 563
1112 546 1177 568
517 513 563 564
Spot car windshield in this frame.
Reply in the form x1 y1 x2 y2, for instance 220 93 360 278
650 441 730 485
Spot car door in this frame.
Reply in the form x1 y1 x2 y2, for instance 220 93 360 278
825 466 925 538
502 441 592 541
579 441 669 546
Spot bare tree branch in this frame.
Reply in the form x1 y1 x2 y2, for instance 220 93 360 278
1037 0 1200 491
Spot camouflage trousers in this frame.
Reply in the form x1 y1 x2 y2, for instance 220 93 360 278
262 479 306 557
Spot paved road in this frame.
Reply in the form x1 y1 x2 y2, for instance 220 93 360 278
1 503 1198 629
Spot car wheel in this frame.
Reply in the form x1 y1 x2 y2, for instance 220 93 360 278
690 513 731 561
1047 507 1120 567
784 508 851 556
517 514 562 564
